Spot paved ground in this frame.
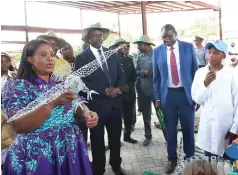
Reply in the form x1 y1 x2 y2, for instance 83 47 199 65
87 107 201 175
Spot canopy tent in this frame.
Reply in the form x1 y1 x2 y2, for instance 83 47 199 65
1 1 222 45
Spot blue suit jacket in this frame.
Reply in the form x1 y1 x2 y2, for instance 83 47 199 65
75 47 125 117
153 40 198 108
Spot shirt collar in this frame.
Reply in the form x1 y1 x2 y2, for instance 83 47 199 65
166 40 178 50
90 45 102 52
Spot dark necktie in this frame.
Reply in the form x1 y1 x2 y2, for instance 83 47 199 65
98 49 112 85
170 47 179 86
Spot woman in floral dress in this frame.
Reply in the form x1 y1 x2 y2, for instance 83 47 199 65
2 39 98 175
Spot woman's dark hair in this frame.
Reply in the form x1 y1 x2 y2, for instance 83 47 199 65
161 24 177 36
17 39 51 79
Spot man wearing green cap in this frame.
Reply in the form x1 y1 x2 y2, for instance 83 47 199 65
110 38 138 144
194 36 207 68
37 30 66 57
37 31 72 79
134 35 155 146
75 23 126 175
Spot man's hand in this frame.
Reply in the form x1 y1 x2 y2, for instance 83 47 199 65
144 70 152 77
225 131 238 144
155 101 161 109
105 87 120 98
204 71 216 87
124 84 129 92
84 111 99 128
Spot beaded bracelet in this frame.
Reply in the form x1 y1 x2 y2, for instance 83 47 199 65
45 102 53 110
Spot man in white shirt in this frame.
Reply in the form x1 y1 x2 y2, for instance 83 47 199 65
192 40 238 158
153 24 198 174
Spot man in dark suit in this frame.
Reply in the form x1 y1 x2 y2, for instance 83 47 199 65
110 38 138 144
75 23 126 175
153 24 198 174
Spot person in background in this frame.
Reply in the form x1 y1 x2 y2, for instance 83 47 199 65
194 36 207 68
75 23 126 175
60 42 75 64
192 40 238 159
1 52 17 89
134 35 155 146
37 31 71 78
124 43 137 132
1 52 16 172
131 51 143 118
153 24 198 174
2 39 98 175
110 38 138 144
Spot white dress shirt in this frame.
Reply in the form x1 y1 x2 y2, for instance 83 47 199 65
90 45 108 69
192 66 238 155
166 41 183 88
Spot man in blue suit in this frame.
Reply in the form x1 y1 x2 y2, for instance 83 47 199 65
75 23 126 175
153 24 198 174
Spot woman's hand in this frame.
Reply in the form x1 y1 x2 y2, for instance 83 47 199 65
50 91 77 108
84 111 98 128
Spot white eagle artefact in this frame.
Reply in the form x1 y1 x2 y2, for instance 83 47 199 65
8 44 126 122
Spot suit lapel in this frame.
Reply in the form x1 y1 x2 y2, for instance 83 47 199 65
162 44 169 79
86 48 97 62
87 47 111 85
178 40 184 74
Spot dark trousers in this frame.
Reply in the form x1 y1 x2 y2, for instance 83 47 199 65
136 82 142 113
162 89 195 162
90 107 122 175
122 98 135 138
139 92 155 140
132 101 136 126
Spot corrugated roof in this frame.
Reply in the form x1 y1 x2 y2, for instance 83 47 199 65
40 1 220 14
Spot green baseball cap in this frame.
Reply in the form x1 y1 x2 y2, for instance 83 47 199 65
133 35 155 46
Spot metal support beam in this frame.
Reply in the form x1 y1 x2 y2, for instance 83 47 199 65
24 1 29 43
117 13 121 37
219 9 223 40
80 9 84 30
141 1 147 35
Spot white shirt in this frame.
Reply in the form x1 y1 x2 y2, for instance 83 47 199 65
166 41 183 88
192 66 238 155
90 45 108 69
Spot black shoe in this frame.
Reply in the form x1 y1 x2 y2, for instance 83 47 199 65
124 137 138 144
112 166 126 175
143 138 151 146
165 161 177 174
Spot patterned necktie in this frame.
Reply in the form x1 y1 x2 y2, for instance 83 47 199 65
170 47 179 86
98 49 112 85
